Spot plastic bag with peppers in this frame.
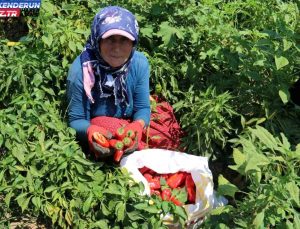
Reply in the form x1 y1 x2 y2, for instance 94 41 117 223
120 149 227 226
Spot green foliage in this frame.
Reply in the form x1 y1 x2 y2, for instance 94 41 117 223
0 91 186 228
173 86 238 155
203 126 300 228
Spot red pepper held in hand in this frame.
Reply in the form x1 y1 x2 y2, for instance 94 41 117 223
123 137 133 148
93 132 109 148
115 126 126 140
125 129 136 139
114 150 124 162
109 139 124 150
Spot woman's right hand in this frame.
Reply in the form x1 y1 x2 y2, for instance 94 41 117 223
87 125 113 158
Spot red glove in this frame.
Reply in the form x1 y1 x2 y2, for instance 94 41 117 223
87 125 113 158
124 121 144 150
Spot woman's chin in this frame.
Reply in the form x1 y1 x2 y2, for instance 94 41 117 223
105 56 129 68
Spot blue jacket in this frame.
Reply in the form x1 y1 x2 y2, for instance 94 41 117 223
67 51 151 142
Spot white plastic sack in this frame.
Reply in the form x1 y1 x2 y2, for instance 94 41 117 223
120 148 227 225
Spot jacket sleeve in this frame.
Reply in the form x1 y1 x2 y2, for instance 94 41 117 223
132 53 151 126
66 56 90 143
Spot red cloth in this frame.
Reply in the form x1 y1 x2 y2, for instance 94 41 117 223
143 100 184 150
90 99 184 151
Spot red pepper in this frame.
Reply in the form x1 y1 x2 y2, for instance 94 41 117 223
161 189 172 201
115 126 126 140
143 173 153 182
125 129 136 139
93 132 109 148
139 166 150 174
147 168 157 176
109 139 124 150
185 174 196 204
150 189 161 196
123 137 133 148
114 150 124 162
148 176 160 190
167 172 187 189
170 196 183 206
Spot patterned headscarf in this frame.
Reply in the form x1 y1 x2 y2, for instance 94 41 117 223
80 6 139 106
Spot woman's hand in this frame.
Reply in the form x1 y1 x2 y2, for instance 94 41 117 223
124 120 144 150
87 125 113 158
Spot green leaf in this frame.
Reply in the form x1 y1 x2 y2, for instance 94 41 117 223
253 59 265 66
286 182 299 207
103 183 123 195
127 210 144 221
232 148 246 167
42 34 53 47
12 146 25 165
0 169 5 182
32 196 41 209
60 35 66 44
140 26 154 38
58 161 68 170
73 155 94 166
217 175 239 198
245 153 269 173
161 201 170 213
65 210 73 226
283 39 293 51
253 211 264 229
4 191 13 208
134 202 148 210
294 213 300 229
279 89 289 104
44 185 57 193
83 193 93 213
16 193 31 212
115 202 125 222
101 202 111 216
209 205 233 215
157 21 182 46
41 86 55 96
91 220 109 229
0 134 4 146
173 206 187 219
275 55 289 70
251 126 278 151
134 203 159 213
69 41 77 52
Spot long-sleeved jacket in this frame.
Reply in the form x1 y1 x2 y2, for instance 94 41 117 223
66 51 151 142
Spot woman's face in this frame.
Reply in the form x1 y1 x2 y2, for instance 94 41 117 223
100 35 133 68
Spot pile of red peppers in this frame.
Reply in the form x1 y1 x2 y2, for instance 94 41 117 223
139 167 196 206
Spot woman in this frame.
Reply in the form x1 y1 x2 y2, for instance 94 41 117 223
67 6 150 159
